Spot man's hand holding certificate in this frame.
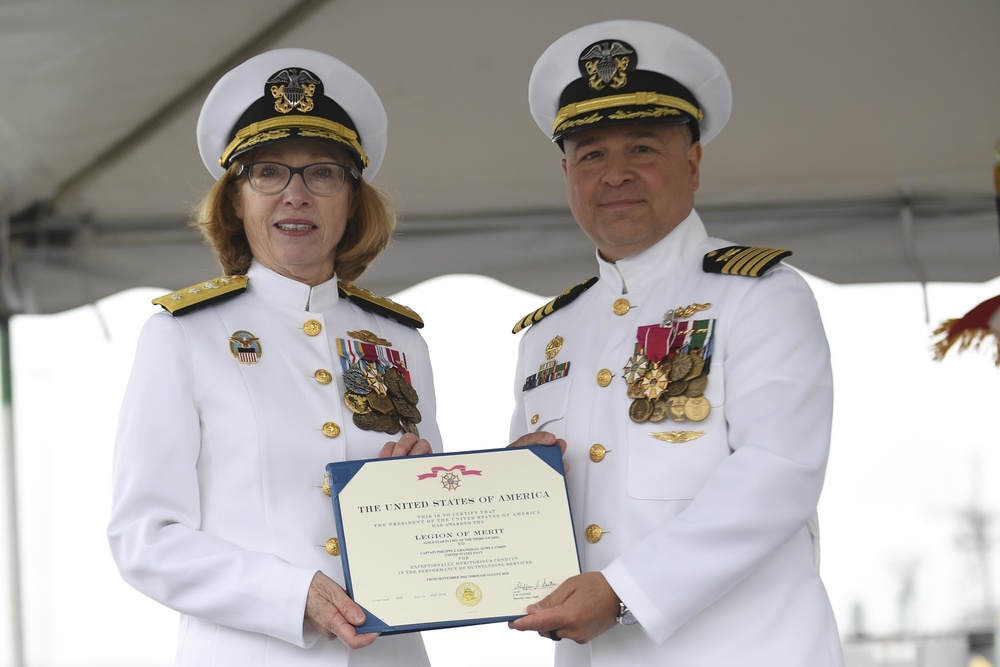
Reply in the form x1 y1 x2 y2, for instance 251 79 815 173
327 445 580 635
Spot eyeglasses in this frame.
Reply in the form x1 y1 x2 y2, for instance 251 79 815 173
237 161 359 196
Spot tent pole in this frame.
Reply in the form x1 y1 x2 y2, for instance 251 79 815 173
1 314 25 667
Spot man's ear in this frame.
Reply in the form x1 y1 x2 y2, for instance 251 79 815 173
688 141 703 192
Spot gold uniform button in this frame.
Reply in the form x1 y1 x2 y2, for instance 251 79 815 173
304 319 322 336
322 422 341 438
596 369 613 386
322 475 332 497
314 369 333 384
589 444 607 462
585 524 604 543
325 538 340 556
612 298 631 316
530 414 540 425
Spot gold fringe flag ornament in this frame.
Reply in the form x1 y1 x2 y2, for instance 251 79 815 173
931 139 1000 366
932 294 1000 365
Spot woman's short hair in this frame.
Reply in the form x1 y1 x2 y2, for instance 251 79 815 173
192 159 396 283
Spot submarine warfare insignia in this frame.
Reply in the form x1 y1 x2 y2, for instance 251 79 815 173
523 335 571 392
624 304 715 424
229 330 262 364
336 335 421 437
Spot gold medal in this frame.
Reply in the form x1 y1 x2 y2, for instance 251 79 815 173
686 375 708 397
392 396 422 421
684 396 711 421
344 392 371 414
364 366 388 395
667 379 688 396
367 391 394 414
667 395 688 422
627 381 645 399
639 364 669 400
353 411 377 431
385 367 420 404
374 412 401 434
669 352 693 381
545 336 564 359
650 398 668 423
629 398 653 423
684 353 705 380
622 353 649 385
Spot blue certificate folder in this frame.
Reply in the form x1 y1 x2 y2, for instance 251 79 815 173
327 445 580 635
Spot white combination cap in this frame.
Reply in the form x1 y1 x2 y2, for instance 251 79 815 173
197 48 387 180
529 20 732 145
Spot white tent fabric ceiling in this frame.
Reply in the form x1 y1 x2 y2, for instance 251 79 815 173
1 0 998 315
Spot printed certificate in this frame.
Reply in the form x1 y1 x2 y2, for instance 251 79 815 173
327 445 580 635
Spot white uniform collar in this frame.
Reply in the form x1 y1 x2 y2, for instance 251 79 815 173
597 209 707 294
246 260 341 312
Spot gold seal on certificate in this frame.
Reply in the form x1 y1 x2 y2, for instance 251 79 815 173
457 582 483 607
326 445 580 635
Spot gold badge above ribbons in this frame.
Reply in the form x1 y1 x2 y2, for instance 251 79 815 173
524 335 572 391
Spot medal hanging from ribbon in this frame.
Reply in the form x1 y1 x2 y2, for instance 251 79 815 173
336 337 421 436
624 306 716 425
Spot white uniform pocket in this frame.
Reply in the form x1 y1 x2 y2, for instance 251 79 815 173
627 360 729 500
521 379 571 434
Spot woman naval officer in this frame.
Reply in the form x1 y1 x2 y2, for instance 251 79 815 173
107 48 441 666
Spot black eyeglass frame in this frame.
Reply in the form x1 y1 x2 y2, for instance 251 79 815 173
235 161 360 196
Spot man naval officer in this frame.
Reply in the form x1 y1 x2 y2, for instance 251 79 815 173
506 20 844 667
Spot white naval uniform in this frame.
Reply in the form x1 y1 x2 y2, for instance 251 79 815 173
108 261 440 667
510 212 844 666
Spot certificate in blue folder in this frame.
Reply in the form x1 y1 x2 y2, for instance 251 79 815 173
327 445 580 635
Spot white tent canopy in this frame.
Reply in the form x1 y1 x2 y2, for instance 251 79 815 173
1 0 998 316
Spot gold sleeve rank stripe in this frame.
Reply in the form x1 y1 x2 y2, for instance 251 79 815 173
152 274 249 315
338 281 424 329
512 277 598 334
702 246 791 277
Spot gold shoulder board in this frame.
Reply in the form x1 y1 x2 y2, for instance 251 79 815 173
151 274 249 315
338 281 424 329
703 245 791 277
512 276 598 334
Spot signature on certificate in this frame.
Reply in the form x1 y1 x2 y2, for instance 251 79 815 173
513 578 558 593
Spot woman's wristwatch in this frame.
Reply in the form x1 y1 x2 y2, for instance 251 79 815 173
616 602 638 626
